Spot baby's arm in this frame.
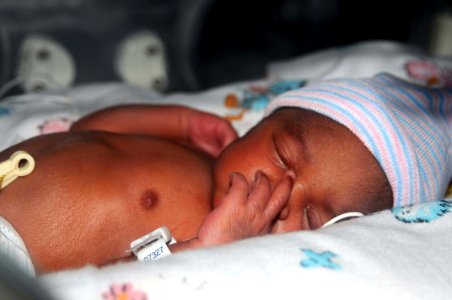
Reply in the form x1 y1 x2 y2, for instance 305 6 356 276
170 171 294 252
71 105 237 157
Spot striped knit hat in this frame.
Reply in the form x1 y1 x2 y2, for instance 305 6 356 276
266 73 452 207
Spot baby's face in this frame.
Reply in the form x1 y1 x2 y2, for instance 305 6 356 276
214 108 389 231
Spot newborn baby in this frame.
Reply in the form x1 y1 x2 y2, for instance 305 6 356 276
0 73 450 276
0 105 293 275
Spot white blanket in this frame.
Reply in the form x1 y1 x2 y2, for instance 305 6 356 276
40 199 452 300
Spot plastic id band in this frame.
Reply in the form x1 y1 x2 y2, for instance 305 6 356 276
130 226 174 261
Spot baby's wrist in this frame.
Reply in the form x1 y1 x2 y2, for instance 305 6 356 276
169 237 203 253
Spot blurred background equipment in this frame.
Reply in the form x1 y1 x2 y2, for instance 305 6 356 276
0 0 446 94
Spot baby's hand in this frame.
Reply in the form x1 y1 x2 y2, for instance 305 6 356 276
196 171 294 246
185 110 238 157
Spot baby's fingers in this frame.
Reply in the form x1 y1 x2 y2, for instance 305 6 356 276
264 172 294 221
248 171 272 211
227 172 250 204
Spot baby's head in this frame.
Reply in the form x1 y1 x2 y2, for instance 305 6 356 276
214 73 451 230
214 107 392 231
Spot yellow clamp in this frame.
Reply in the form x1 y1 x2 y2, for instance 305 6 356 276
0 151 35 190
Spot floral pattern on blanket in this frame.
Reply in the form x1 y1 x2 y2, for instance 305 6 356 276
405 59 452 87
0 106 11 116
391 199 452 223
224 80 307 121
300 249 341 270
38 117 72 134
102 283 147 300
0 96 78 151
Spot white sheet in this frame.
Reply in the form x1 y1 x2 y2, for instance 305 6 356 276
40 199 452 300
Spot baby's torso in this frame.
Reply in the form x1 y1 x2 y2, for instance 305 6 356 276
94 131 215 240
0 131 213 271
